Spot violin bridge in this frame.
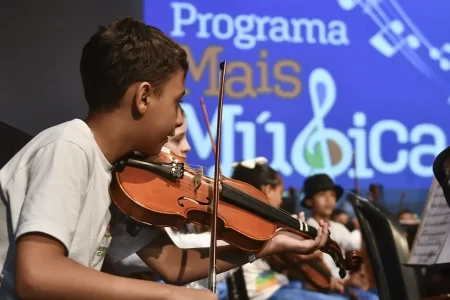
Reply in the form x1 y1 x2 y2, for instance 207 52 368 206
193 166 203 191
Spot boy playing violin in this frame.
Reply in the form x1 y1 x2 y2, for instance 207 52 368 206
104 107 192 278
0 17 328 300
106 108 232 300
302 174 378 300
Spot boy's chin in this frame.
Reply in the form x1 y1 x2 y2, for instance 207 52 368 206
148 146 163 156
137 146 162 157
323 208 334 217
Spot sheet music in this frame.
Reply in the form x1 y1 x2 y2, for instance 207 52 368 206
436 226 450 264
408 178 450 265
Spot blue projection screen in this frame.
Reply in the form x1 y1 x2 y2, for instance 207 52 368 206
144 0 450 189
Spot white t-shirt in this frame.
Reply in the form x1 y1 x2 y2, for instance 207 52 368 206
0 119 112 299
165 228 232 289
306 218 361 279
108 221 233 288
241 259 288 300
350 229 362 251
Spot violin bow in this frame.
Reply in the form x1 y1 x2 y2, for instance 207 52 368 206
207 61 227 292
399 192 407 212
200 96 222 176
351 152 360 195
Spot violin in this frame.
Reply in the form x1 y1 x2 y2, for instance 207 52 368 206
109 148 362 278
266 253 359 300
349 153 376 291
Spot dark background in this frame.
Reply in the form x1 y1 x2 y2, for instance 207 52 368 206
0 0 142 135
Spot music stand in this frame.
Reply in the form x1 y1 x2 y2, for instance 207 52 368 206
433 146 450 208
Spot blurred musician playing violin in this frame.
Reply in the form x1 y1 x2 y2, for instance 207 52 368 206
397 209 419 224
161 108 191 158
229 159 349 300
331 209 350 227
302 175 378 300
368 184 382 204
0 17 328 300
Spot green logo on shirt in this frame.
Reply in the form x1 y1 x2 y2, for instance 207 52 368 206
256 271 280 292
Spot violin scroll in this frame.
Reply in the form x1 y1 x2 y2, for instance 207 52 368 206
338 250 362 279
344 250 363 272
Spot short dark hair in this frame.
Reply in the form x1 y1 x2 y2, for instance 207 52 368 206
232 163 281 191
80 17 188 112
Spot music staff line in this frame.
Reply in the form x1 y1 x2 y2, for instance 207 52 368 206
337 0 450 94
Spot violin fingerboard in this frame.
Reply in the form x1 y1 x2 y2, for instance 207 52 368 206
298 220 309 232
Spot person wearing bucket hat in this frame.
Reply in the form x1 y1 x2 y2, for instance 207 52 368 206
302 174 378 300
300 174 344 209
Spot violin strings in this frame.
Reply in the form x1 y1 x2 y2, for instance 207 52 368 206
182 165 301 219
186 164 216 177
173 178 284 217
153 167 343 262
148 177 294 218
152 164 306 227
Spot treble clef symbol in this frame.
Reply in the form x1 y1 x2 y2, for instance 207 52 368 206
290 68 352 177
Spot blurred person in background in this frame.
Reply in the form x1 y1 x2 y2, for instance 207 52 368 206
230 160 347 300
302 174 377 300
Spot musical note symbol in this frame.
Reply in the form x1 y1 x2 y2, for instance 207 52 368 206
336 0 381 12
336 0 359 11
290 69 353 178
429 43 450 72
369 20 420 57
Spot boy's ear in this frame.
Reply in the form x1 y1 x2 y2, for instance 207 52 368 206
134 82 152 115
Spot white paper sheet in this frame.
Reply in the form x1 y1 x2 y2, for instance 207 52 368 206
408 179 450 265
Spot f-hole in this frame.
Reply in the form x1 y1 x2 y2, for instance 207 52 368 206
177 196 211 207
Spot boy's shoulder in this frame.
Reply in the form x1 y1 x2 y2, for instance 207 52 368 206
0 119 100 183
22 119 97 161
36 119 95 152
